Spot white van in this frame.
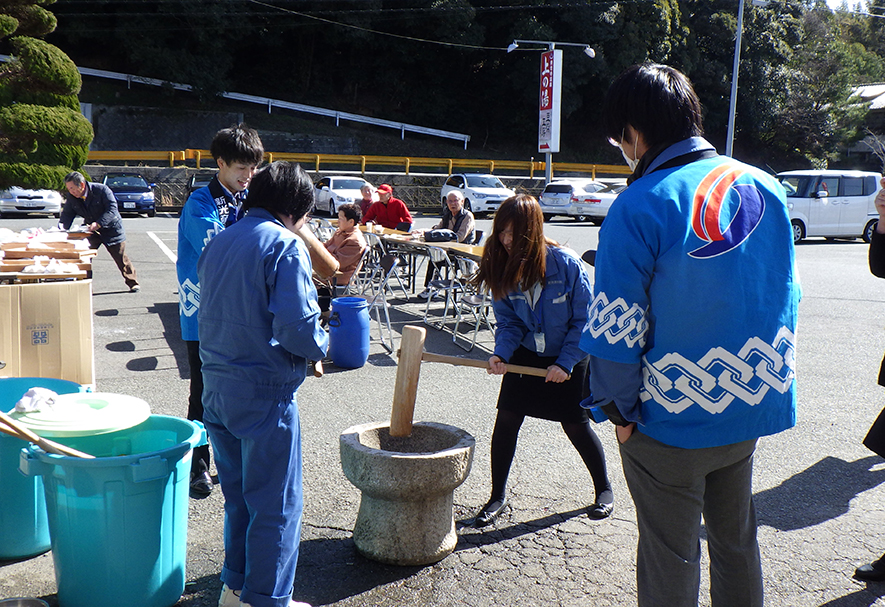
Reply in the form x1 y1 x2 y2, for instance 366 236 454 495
776 169 882 243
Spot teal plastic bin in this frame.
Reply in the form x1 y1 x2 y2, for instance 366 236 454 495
20 415 206 607
0 377 84 560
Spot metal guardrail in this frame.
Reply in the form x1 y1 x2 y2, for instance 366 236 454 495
0 55 471 148
86 149 631 180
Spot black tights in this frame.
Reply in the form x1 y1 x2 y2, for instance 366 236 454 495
488 409 611 503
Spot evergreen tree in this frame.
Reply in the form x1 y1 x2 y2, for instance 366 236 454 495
0 0 93 189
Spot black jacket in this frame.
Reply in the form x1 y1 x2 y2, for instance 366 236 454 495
865 229 885 457
60 182 126 246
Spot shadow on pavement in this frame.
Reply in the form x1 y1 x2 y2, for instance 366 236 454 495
288 509 589 605
293 536 420 605
454 506 587 548
755 455 885 531
817 586 885 606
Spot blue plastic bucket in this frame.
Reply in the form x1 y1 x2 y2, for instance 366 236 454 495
328 297 371 369
0 377 84 560
20 415 206 607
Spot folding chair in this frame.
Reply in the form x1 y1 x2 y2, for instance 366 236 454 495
362 231 409 300
360 231 387 294
422 246 463 330
363 254 400 353
452 257 495 351
316 225 335 242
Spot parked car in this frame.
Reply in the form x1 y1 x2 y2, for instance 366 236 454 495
187 172 215 197
440 173 515 215
102 172 156 217
538 179 606 221
314 176 372 215
569 182 627 224
0 187 63 218
776 169 882 243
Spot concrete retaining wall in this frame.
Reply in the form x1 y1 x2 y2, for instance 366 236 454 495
82 165 545 213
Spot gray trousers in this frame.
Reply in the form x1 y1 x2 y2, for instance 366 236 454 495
620 431 763 607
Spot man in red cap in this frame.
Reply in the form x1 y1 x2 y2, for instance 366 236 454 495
361 183 413 230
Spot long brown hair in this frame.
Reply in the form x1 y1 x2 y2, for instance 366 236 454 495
475 194 555 300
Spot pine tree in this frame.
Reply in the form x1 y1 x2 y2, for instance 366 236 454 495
0 0 93 189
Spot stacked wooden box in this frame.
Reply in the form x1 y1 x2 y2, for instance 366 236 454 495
0 234 95 283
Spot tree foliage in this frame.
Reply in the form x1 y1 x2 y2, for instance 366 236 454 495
0 0 93 189
39 0 885 168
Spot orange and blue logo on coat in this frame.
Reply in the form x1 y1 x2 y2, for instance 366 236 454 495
689 164 765 259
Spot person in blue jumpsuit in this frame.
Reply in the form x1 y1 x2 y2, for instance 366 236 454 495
177 124 264 496
197 161 327 607
470 194 612 527
581 63 799 607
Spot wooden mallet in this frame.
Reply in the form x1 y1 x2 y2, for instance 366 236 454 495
390 325 550 437
390 325 426 437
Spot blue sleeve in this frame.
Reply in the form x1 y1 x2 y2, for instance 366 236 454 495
267 239 329 361
579 196 654 365
492 295 526 362
588 356 643 423
180 189 224 255
554 253 592 373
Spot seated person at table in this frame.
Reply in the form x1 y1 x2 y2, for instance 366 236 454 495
358 184 375 216
315 203 367 314
362 183 413 230
417 190 475 299
325 203 367 285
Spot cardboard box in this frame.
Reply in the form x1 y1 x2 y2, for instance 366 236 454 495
0 280 94 385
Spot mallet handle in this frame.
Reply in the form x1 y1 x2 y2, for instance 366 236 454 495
420 352 550 378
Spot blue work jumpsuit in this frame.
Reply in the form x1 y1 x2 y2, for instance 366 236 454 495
198 207 327 607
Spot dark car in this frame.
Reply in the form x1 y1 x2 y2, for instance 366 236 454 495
187 172 216 197
102 172 156 216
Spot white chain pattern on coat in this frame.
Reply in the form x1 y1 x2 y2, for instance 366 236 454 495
586 292 648 348
640 326 796 414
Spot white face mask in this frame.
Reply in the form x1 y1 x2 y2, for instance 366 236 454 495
621 146 639 172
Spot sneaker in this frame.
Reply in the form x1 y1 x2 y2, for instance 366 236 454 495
418 289 432 299
129 284 141 293
218 584 240 607
223 584 312 607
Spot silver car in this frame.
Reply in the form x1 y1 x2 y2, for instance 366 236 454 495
538 179 605 221
0 187 63 218
569 183 626 224
314 176 372 215
440 173 515 215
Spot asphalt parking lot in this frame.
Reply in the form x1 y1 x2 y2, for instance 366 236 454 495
3 211 885 606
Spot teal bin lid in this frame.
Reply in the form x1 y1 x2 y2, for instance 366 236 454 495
10 393 151 437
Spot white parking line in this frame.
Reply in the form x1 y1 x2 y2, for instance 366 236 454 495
147 231 177 263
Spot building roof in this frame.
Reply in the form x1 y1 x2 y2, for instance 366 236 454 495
853 83 885 110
